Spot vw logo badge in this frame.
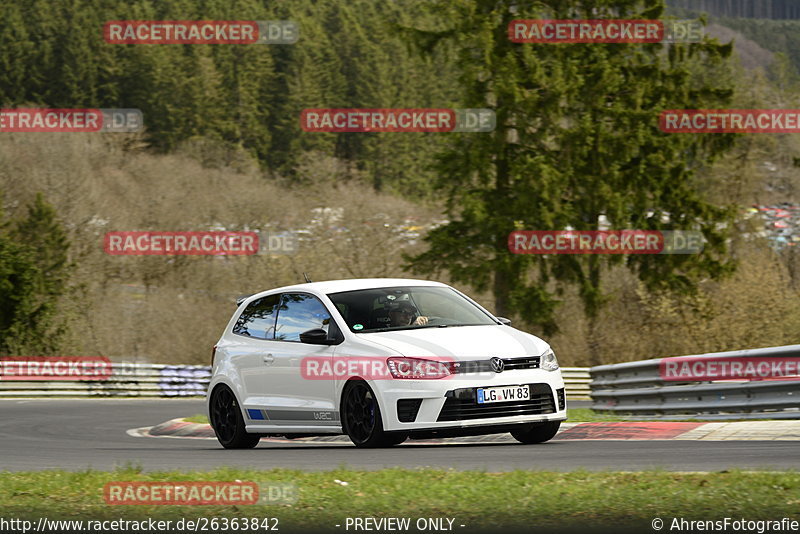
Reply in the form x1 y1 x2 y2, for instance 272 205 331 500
490 357 504 373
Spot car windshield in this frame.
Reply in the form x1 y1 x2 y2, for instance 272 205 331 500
327 286 498 333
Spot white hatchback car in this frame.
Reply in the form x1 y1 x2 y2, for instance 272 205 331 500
208 278 566 448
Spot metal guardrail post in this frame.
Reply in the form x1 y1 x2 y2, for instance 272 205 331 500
561 366 591 401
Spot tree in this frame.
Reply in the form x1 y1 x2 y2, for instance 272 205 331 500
0 236 39 354
0 2 34 104
406 0 739 360
13 193 72 296
0 193 73 354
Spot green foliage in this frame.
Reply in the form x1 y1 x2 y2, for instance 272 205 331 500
668 0 800 20
0 0 789 366
0 0 459 197
0 193 73 355
0 468 796 529
0 236 39 351
13 193 72 297
407 0 739 337
695 16 800 75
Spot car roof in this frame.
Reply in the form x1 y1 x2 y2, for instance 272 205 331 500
245 278 448 302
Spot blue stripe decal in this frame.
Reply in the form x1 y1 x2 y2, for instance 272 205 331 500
247 409 265 420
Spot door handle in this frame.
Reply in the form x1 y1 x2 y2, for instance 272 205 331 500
262 354 274 364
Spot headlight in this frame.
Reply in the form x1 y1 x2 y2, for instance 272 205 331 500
386 357 452 379
541 349 559 371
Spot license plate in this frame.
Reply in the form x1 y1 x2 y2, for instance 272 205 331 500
477 385 530 404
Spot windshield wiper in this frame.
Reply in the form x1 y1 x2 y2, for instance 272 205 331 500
366 323 482 333
369 325 439 333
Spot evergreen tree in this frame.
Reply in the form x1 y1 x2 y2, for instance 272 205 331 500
13 193 72 298
407 0 739 356
0 0 461 195
0 193 74 354
0 236 39 354
0 2 34 104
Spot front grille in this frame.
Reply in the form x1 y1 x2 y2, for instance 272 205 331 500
556 388 565 411
397 399 423 423
437 383 556 422
450 356 540 374
502 357 540 371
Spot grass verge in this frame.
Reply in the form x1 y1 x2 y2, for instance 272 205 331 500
182 414 208 424
0 468 796 532
566 408 626 422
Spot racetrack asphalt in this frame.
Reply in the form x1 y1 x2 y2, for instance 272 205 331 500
1 399 798 472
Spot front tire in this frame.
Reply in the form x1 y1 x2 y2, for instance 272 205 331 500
341 380 403 448
209 385 260 449
511 421 561 444
383 432 409 446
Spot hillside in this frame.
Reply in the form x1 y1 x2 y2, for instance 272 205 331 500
668 0 800 20
2 1 800 365
668 3 800 72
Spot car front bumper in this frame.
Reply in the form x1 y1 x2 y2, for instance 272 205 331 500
372 368 567 432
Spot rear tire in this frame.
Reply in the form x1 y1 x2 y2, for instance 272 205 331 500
511 421 561 444
209 385 260 449
341 380 403 448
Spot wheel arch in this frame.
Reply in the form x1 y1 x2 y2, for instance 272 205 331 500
339 376 389 432
206 379 247 423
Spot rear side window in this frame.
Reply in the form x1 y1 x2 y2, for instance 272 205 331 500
274 293 331 342
232 294 280 339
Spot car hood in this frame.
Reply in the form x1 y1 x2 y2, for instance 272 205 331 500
356 325 549 360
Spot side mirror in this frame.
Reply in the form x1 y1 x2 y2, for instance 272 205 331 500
496 317 512 326
299 328 333 345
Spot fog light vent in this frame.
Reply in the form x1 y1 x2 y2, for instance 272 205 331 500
397 399 423 423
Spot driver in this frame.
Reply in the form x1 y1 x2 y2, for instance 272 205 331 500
387 301 429 327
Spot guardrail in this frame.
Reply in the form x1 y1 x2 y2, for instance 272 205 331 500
590 345 800 419
0 363 592 400
561 367 591 400
0 363 210 397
